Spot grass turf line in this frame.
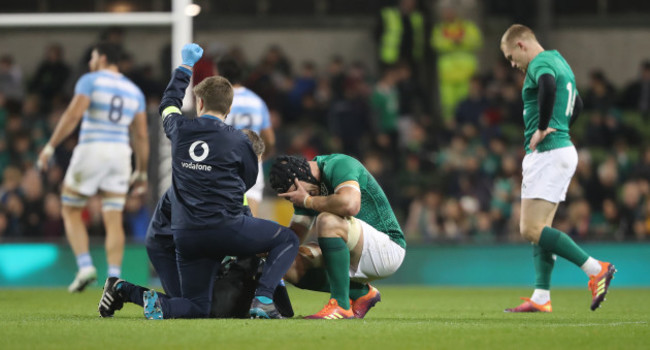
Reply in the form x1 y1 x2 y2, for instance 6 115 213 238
0 287 648 350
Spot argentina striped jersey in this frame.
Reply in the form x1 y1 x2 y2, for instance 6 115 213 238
225 87 271 134
75 70 145 145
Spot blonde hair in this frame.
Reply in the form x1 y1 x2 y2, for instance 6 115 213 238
193 76 233 115
242 129 265 158
501 24 537 47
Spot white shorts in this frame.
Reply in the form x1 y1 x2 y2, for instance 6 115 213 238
349 218 406 283
245 161 264 203
521 145 578 203
64 143 132 196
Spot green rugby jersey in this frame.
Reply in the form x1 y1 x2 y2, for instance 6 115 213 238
294 154 406 249
522 50 577 154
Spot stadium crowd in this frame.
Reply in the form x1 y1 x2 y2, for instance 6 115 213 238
0 32 648 244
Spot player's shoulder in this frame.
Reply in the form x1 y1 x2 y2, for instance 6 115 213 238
118 74 145 97
78 71 101 83
318 153 363 168
234 87 265 104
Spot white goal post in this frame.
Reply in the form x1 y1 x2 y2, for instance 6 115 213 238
0 0 192 71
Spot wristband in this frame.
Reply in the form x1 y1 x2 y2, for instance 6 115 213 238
42 143 54 157
135 171 148 182
129 170 148 185
303 195 313 209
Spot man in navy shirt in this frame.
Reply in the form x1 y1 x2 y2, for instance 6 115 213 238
98 131 292 318
98 44 298 319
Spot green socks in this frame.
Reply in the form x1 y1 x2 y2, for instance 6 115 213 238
349 282 370 301
533 244 555 290
538 226 589 267
318 237 351 309
295 269 370 302
295 268 331 293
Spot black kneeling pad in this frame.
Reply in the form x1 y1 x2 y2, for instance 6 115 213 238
210 256 294 318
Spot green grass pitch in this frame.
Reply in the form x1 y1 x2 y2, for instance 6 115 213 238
1 287 648 349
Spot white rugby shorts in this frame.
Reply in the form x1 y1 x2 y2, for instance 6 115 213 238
245 161 264 203
521 145 578 203
349 218 406 283
63 142 132 196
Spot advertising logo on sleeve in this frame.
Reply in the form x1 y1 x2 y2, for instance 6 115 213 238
182 140 212 171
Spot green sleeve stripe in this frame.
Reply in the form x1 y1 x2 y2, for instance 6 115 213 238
161 106 181 120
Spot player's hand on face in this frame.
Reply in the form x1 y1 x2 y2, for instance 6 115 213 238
181 43 204 67
278 178 309 207
529 127 556 151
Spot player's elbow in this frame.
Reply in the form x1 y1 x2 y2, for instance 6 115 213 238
341 200 361 217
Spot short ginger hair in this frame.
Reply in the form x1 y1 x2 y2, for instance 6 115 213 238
501 24 537 47
193 76 233 115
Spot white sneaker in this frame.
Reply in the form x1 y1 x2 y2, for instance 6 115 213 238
68 266 97 293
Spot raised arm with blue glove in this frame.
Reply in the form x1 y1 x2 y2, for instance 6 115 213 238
159 43 204 119
181 43 204 68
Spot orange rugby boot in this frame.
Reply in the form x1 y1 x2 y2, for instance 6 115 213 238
504 297 552 313
351 285 381 319
588 261 616 311
304 299 354 319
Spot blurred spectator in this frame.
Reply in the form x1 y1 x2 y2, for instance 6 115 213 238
371 64 402 160
192 47 217 87
326 56 346 102
431 4 482 124
490 154 519 237
376 0 428 115
405 190 443 242
28 44 71 114
584 70 616 115
375 0 426 72
0 54 23 100
455 76 489 127
568 199 592 240
84 196 105 237
617 181 644 240
472 211 495 243
19 169 44 236
246 45 292 113
228 45 253 80
1 166 23 204
42 192 64 239
619 60 650 118
397 153 435 209
0 208 8 240
124 195 150 242
120 54 165 100
327 78 371 159
5 192 24 237
286 61 318 121
441 198 468 241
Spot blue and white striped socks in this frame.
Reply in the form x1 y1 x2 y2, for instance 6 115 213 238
108 265 121 278
76 253 93 269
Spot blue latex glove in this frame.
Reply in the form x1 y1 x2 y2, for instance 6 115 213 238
181 43 204 67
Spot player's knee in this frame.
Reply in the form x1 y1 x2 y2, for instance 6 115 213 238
284 253 310 285
315 212 346 238
61 192 87 211
520 223 543 242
